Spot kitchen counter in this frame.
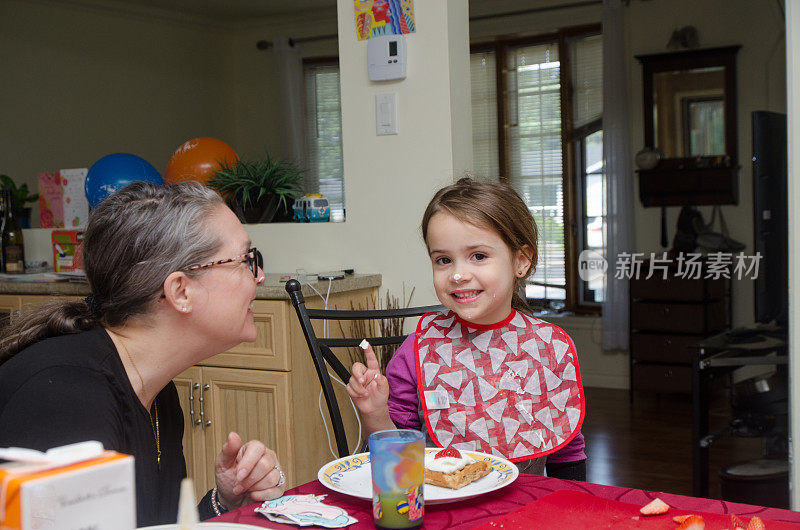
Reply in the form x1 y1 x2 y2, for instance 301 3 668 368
0 273 381 299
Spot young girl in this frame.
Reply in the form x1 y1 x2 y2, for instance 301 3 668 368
346 178 586 479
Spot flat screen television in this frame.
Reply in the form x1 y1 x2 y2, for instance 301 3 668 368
752 111 788 326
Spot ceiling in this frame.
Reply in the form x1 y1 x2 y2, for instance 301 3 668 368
110 0 580 23
117 0 336 21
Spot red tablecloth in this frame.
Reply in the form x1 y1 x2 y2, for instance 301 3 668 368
211 474 800 529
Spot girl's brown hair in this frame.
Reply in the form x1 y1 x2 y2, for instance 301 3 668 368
421 177 539 314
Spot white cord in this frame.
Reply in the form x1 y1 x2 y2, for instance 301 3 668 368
318 372 363 458
302 277 334 337
301 276 364 457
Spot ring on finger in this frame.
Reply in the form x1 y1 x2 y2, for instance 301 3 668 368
275 466 286 487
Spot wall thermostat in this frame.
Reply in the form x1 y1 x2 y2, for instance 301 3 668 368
367 34 406 81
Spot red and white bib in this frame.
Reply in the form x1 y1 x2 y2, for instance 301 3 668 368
415 310 584 462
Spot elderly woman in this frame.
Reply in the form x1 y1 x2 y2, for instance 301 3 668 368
0 182 286 526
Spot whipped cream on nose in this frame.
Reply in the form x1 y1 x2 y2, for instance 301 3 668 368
453 273 462 282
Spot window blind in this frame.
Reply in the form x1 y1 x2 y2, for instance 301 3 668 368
505 43 565 300
303 63 345 216
470 51 499 178
571 35 603 129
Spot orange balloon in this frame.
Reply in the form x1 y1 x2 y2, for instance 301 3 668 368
164 137 238 185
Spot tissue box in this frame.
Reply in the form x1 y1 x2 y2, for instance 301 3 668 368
51 230 84 273
0 451 135 530
38 169 90 229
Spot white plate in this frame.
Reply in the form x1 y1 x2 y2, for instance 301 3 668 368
138 523 269 530
317 448 518 505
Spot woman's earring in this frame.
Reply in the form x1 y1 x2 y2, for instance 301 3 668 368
182 306 189 313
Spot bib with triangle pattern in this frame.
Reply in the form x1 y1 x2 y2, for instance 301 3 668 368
414 310 584 462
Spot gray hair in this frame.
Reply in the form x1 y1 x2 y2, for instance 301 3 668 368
0 181 225 363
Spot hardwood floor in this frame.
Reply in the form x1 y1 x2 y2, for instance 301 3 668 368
582 386 765 499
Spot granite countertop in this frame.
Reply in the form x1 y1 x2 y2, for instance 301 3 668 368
0 273 381 299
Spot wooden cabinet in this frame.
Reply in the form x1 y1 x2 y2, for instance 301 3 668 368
174 365 293 501
0 294 83 329
0 295 20 329
203 300 291 371
629 271 730 395
0 283 378 502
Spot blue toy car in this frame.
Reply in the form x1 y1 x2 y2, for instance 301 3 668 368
293 194 330 222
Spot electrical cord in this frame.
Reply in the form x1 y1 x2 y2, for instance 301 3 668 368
319 372 363 458
300 276 364 457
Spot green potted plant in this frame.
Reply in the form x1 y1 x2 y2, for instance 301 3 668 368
0 174 39 228
207 156 304 223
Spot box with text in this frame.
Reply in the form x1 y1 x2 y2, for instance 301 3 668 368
0 451 135 530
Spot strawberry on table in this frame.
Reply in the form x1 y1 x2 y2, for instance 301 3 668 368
676 515 705 529
731 514 746 529
746 515 766 530
639 497 669 516
673 515 694 523
435 447 462 459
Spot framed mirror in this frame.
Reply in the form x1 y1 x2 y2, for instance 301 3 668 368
636 46 741 206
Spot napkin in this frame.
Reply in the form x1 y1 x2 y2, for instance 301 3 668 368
255 494 357 528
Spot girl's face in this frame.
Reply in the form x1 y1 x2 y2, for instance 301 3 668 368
426 212 531 326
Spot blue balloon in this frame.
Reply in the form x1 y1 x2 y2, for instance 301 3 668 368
85 153 163 208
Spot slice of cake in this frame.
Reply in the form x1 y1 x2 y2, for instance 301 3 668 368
424 447 491 490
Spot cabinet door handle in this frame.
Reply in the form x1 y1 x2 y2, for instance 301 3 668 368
199 384 211 429
191 383 201 426
665 339 672 346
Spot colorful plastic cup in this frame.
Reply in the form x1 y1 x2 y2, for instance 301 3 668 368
369 429 424 529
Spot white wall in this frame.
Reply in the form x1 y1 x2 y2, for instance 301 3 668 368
239 0 472 311
0 0 235 208
785 0 799 510
229 8 340 160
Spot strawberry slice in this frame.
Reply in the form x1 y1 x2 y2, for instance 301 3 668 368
435 447 462 459
676 515 705 530
746 516 766 530
731 514 746 529
639 497 669 516
673 515 694 523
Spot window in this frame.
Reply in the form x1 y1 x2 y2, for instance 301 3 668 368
470 27 603 311
303 60 345 218
571 33 605 305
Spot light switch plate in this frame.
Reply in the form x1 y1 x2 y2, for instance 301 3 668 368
376 93 398 135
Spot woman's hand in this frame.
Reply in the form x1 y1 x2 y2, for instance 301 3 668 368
346 343 390 416
214 432 287 509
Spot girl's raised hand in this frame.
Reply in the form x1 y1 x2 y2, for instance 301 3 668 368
346 342 390 415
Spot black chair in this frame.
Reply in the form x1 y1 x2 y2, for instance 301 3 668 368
285 279 444 457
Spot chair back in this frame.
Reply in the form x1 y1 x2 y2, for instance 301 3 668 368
285 279 443 457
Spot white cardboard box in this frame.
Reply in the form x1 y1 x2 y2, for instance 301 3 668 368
0 450 135 530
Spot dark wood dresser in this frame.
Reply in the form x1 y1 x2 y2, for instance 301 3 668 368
629 268 730 396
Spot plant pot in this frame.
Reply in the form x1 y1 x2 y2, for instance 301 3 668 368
15 207 31 229
272 200 293 223
233 194 281 224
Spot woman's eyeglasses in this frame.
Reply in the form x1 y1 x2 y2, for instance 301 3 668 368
183 247 263 278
